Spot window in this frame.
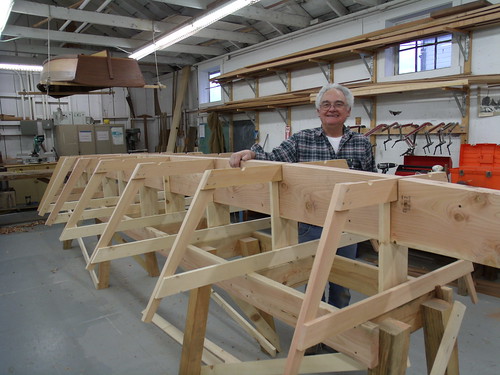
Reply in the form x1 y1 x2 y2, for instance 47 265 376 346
208 70 221 102
397 34 452 74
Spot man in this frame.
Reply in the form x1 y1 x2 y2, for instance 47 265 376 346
229 83 376 309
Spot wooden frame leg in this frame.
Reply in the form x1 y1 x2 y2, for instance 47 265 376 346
421 298 461 375
97 261 111 289
179 285 212 375
369 318 411 375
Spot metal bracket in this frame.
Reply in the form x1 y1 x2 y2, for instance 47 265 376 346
361 99 374 121
452 91 467 117
315 62 331 83
358 53 374 79
220 83 231 99
244 78 257 95
274 70 289 90
454 32 470 62
275 108 288 126
220 114 231 124
245 111 256 127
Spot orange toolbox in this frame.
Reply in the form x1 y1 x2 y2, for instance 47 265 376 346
450 143 500 189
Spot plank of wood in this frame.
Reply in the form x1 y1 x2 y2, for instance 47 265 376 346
167 66 190 152
142 178 215 322
392 179 500 268
151 312 240 365
211 292 277 357
201 165 282 190
422 298 456 375
90 218 270 264
378 202 408 292
284 184 350 375
179 285 212 375
200 352 365 374
298 260 473 351
46 157 91 225
368 318 411 375
429 301 466 375
173 244 379 368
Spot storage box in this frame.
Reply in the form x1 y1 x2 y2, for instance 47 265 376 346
395 155 453 176
450 143 500 189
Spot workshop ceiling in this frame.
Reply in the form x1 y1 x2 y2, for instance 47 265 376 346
2 0 396 79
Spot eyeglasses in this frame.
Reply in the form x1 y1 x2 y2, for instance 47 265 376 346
319 101 347 110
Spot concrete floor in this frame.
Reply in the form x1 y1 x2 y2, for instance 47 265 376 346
0 216 499 375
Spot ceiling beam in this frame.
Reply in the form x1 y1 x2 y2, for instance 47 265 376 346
0 43 195 66
2 25 226 56
151 0 210 9
12 1 264 45
234 5 311 28
352 0 384 6
325 0 349 17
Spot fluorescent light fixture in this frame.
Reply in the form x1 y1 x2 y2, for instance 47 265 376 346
130 0 262 60
0 0 15 36
0 63 44 72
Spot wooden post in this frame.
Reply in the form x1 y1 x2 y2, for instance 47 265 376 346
369 318 411 375
179 285 212 375
167 66 191 153
139 185 160 277
421 298 460 375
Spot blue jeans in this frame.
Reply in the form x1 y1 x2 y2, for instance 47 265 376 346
298 223 357 308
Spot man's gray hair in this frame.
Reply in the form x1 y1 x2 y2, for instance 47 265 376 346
315 83 354 110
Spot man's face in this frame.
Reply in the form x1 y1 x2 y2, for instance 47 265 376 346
317 89 351 130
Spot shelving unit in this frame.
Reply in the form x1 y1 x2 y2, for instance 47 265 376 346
204 3 500 149
214 3 500 85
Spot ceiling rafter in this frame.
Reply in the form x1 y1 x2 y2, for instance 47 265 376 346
12 1 264 45
2 25 226 56
325 0 349 17
0 0 401 76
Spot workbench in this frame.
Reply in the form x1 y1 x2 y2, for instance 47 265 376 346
0 162 56 207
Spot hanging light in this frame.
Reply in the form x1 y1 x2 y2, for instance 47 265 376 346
130 0 262 60
0 63 43 72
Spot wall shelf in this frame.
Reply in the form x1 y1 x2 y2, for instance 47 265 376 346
213 3 500 85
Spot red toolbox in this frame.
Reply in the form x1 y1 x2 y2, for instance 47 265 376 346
395 155 453 176
450 143 500 189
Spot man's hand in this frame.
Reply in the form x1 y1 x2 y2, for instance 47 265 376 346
229 150 256 168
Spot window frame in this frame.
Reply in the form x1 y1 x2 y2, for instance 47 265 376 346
208 70 222 103
396 34 453 75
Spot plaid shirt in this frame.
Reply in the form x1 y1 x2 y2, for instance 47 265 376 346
251 126 376 172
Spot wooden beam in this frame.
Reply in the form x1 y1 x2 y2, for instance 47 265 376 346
167 66 191 152
368 318 411 375
179 285 212 375
298 260 473 351
429 301 466 375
